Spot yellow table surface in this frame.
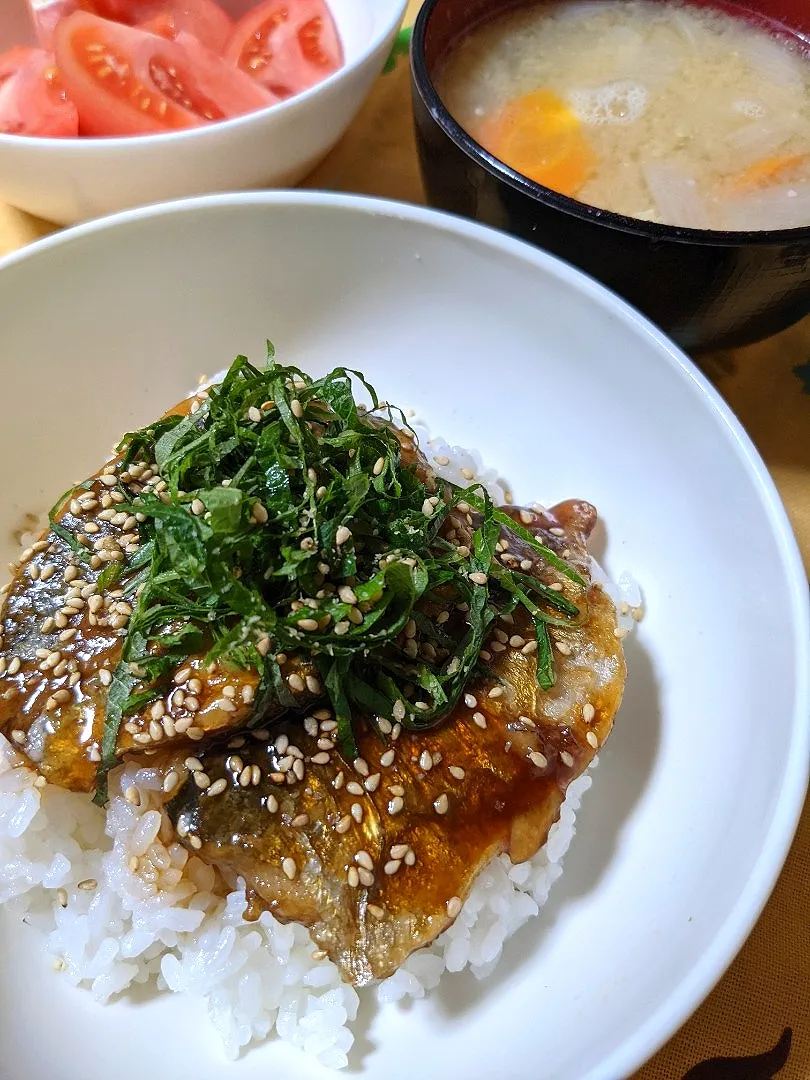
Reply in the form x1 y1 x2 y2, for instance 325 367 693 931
1 3 809 1074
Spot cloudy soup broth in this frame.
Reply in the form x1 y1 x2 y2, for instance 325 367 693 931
436 0 810 230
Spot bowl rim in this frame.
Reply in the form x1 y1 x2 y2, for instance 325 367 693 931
410 0 810 248
0 188 808 1080
0 0 408 150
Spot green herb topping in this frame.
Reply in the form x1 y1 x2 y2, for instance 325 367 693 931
79 348 585 802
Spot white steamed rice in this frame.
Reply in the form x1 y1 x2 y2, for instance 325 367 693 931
0 424 642 1069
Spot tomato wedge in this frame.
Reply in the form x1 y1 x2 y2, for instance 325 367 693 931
28 1 233 54
116 1 234 53
225 0 342 99
0 45 79 136
54 12 277 136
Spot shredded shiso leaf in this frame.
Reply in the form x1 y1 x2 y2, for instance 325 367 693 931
63 348 584 803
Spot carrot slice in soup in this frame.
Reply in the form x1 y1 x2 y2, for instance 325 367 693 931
726 153 807 193
474 89 596 197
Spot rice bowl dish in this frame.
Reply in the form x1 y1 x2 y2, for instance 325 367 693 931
0 191 806 1080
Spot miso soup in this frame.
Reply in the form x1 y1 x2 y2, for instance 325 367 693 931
436 0 810 230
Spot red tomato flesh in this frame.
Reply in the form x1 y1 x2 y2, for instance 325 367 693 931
29 0 233 54
0 45 79 136
226 0 342 99
54 12 276 136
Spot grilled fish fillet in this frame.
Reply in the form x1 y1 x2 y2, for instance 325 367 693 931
0 435 318 792
0 389 625 986
165 500 626 985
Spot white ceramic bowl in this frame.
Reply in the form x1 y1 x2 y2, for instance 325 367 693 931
0 192 807 1080
0 0 406 225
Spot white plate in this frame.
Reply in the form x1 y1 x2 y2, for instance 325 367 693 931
0 192 807 1080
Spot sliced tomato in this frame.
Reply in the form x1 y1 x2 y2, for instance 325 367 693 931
29 1 233 53
54 12 277 137
0 45 79 136
225 0 342 99
124 1 234 53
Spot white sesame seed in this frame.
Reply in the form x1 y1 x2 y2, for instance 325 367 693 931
583 703 596 723
364 772 381 792
292 758 305 780
358 868 374 888
310 751 331 765
529 750 547 768
346 781 364 796
355 850 374 871
556 640 572 656
353 757 369 777
291 813 309 828
434 793 449 815
488 686 504 699
347 866 360 888
448 765 465 780
282 858 297 880
350 802 364 823
384 859 401 876
472 711 487 729
521 641 538 655
469 571 488 586
388 796 404 815
188 835 203 850
335 525 352 546
586 731 599 749
193 772 211 790
372 457 386 476
163 770 180 794
561 751 575 767
446 895 463 918
380 748 395 768
266 795 279 813
335 814 351 834
287 673 305 693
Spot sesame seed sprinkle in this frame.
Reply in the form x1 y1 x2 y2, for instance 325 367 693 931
282 858 297 880
446 896 462 918
354 850 373 871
